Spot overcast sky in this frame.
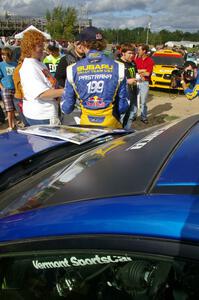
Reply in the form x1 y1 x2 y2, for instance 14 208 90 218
1 0 199 32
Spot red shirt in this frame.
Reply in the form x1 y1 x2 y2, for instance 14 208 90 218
134 56 154 81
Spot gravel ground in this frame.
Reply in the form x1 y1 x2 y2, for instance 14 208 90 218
132 89 199 130
0 89 199 133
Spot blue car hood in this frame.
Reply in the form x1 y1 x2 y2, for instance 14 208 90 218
0 131 65 173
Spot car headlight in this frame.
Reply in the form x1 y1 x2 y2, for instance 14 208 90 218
152 72 156 76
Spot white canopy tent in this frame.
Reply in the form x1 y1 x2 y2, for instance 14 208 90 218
14 25 51 40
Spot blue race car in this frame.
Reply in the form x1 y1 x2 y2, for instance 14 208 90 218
0 125 126 191
0 116 199 299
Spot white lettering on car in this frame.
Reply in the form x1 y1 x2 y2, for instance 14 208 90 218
126 121 179 150
32 255 132 269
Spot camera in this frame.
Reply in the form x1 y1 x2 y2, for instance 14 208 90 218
171 68 183 78
170 68 195 89
184 69 194 78
170 68 183 89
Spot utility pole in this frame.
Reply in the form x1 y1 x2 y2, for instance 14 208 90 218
77 2 88 33
146 16 152 45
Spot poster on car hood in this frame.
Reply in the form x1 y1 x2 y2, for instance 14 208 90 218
18 125 108 144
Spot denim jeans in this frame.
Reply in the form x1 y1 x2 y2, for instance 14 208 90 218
138 81 149 120
25 117 50 126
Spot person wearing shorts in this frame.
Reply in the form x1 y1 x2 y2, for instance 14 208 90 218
0 47 17 130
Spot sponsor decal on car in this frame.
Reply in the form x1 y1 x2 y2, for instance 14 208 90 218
32 255 132 269
126 122 179 150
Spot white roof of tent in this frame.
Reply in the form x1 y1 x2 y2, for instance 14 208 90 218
165 40 199 48
14 25 51 40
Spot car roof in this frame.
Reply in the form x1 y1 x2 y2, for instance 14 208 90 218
1 115 199 201
40 115 198 203
154 120 199 194
153 49 183 57
1 115 199 244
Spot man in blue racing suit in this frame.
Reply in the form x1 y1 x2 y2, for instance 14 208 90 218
61 26 128 128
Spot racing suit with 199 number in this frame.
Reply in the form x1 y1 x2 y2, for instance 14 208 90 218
61 50 129 128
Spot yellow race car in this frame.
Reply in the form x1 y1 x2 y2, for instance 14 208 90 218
150 49 185 90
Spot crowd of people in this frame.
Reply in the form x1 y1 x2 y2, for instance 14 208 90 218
0 27 198 132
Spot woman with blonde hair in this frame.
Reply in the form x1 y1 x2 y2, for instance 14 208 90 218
19 30 64 125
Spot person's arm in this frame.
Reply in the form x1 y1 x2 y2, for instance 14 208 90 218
137 58 154 79
183 81 199 100
138 69 150 77
181 71 199 100
54 56 67 88
117 78 129 114
180 80 188 91
127 78 137 85
61 79 76 114
0 66 4 90
38 88 64 100
20 61 62 101
138 64 153 78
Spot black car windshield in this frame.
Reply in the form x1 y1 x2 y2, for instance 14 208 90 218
1 250 199 299
0 136 127 217
152 56 184 66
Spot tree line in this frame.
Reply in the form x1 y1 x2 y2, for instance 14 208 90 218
46 6 199 45
103 28 199 45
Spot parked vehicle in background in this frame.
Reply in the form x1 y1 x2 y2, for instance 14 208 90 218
150 49 185 90
186 52 199 66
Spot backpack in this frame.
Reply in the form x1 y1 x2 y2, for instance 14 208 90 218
13 62 24 99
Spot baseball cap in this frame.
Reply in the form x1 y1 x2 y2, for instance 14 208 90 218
48 40 59 51
78 26 103 42
184 61 197 69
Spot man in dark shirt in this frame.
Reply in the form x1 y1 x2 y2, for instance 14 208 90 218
119 43 138 129
55 41 85 88
55 41 85 125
